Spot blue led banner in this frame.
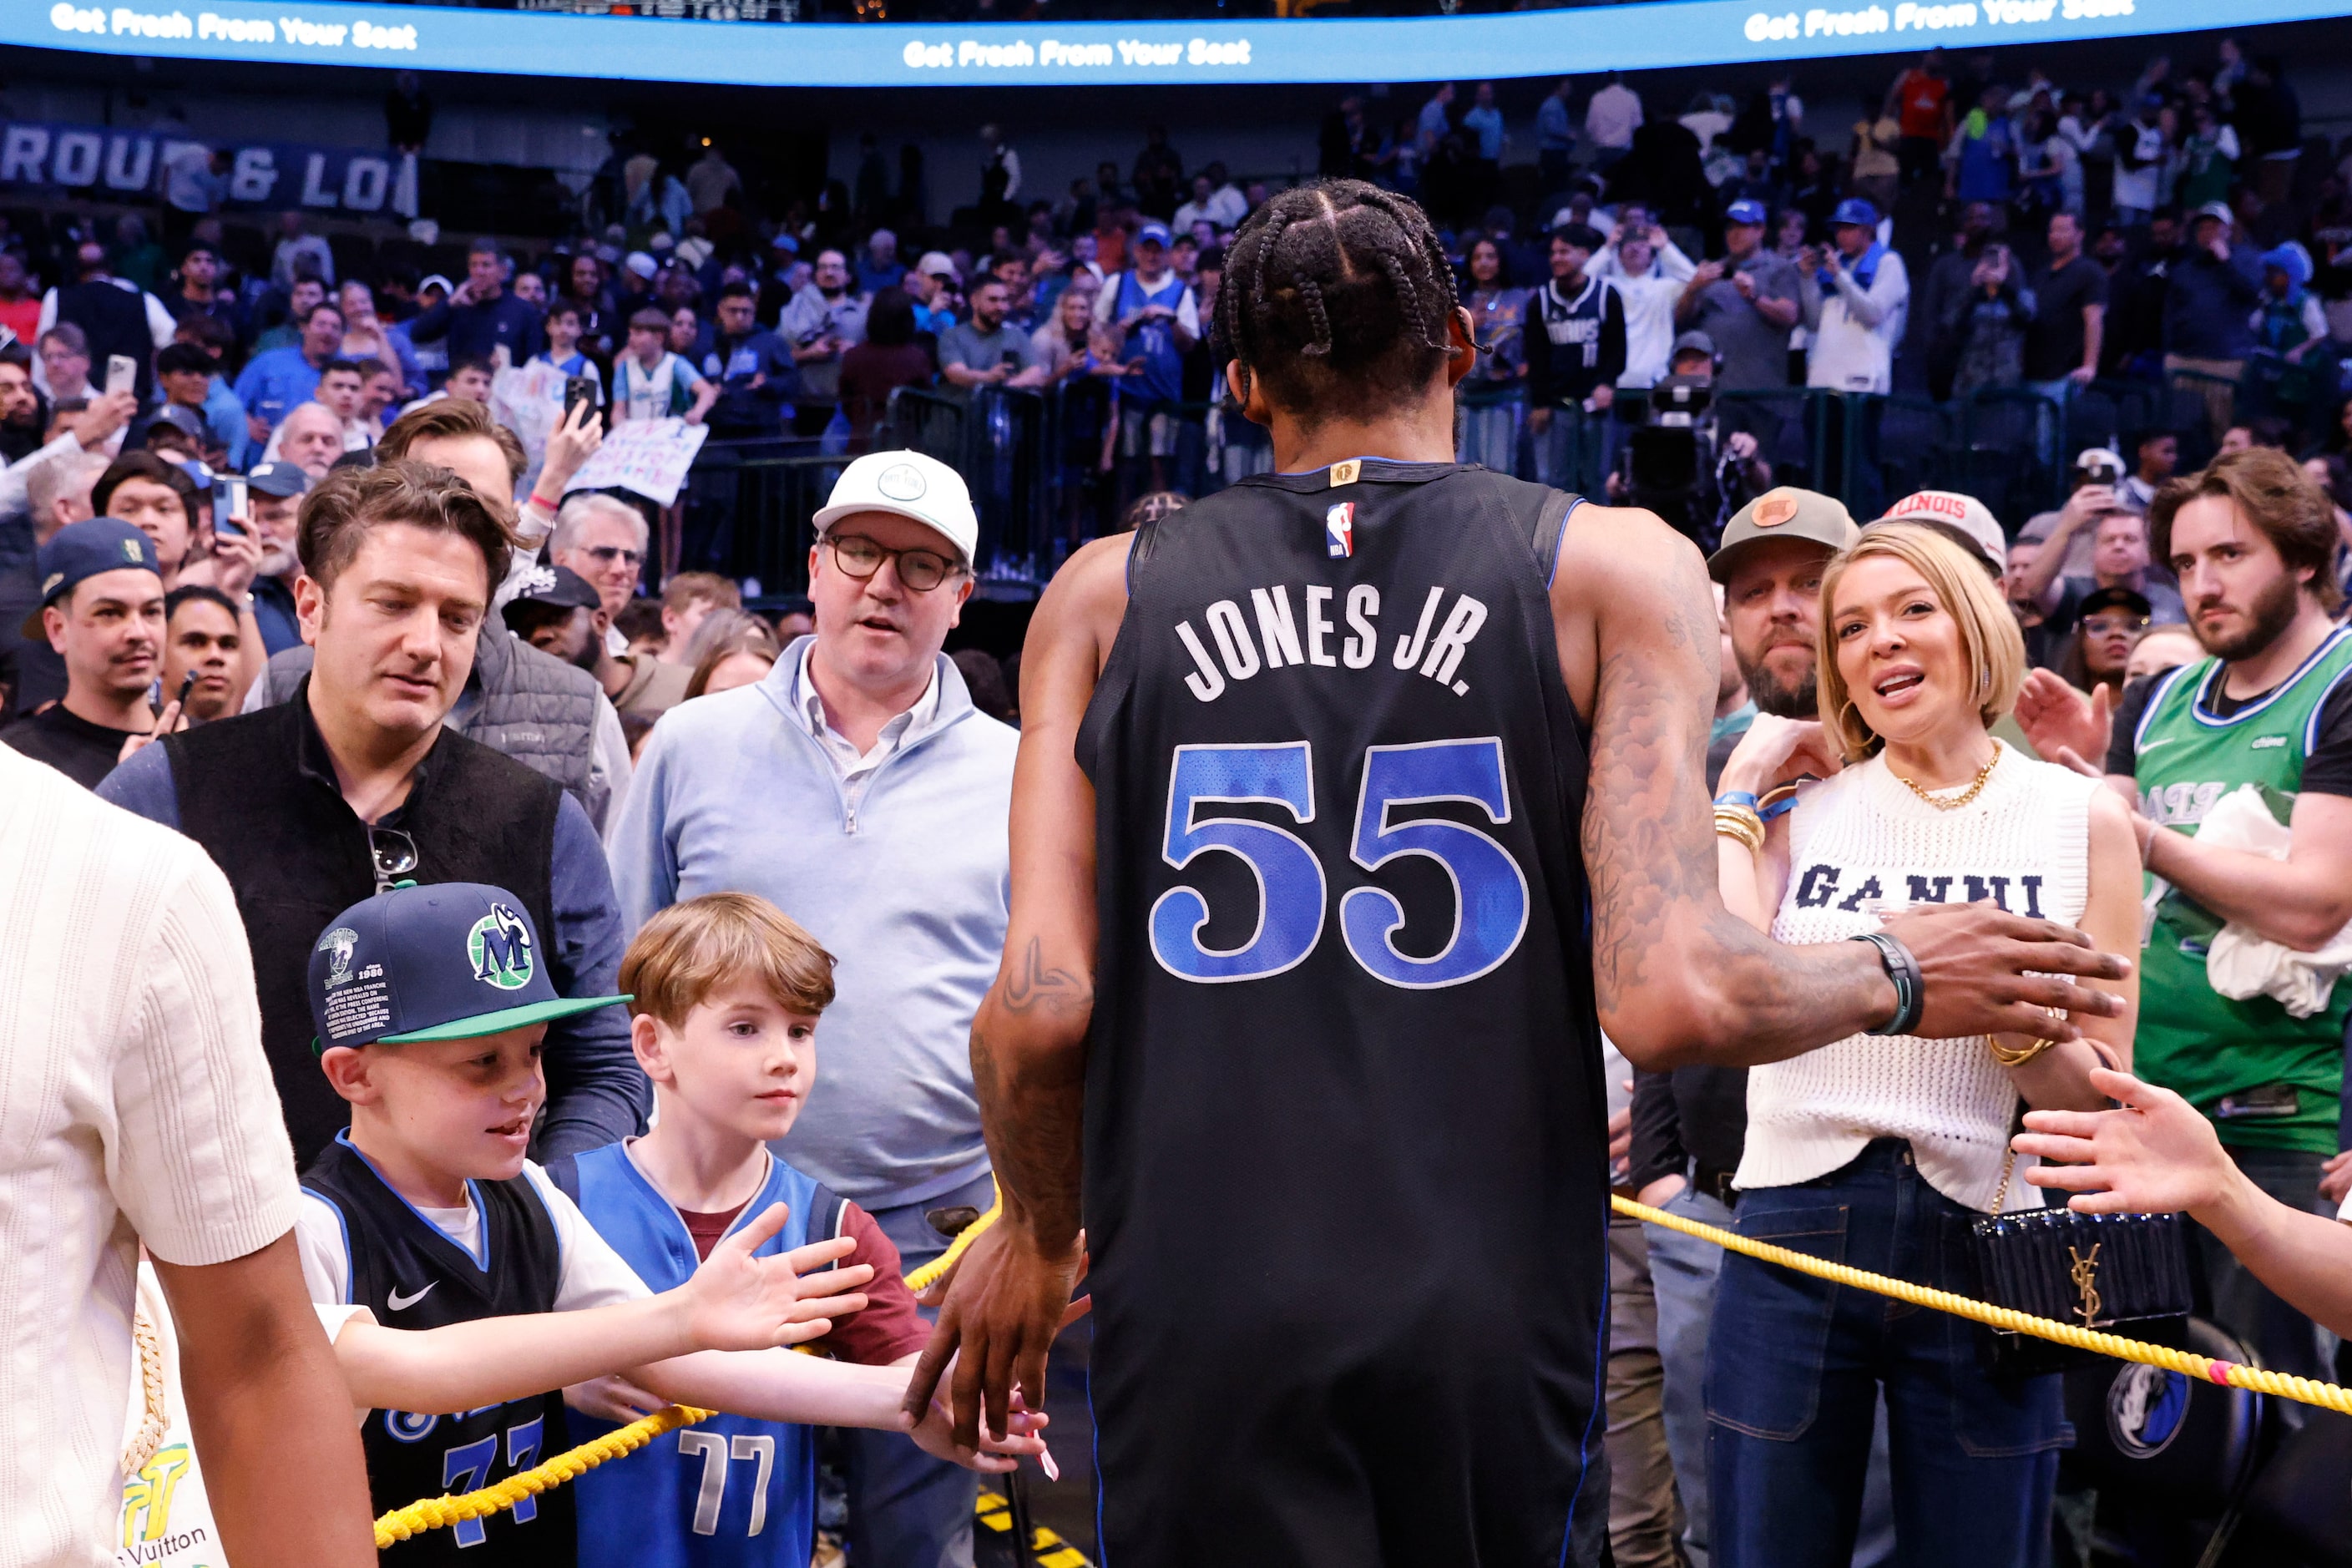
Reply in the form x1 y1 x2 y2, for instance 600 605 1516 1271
13 0 2352 87
0 117 411 213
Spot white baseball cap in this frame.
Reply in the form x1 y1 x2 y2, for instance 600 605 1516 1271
812 451 979 564
1869 490 2006 576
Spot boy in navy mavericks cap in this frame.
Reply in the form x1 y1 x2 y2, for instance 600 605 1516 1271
1 516 164 787
295 883 1041 1566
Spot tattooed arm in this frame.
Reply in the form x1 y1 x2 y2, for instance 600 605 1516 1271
1552 505 2132 1070
903 531 1132 1449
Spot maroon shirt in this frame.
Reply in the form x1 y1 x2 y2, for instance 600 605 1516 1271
675 1196 928 1367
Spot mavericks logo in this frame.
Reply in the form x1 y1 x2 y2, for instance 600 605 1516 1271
467 903 534 991
318 927 360 988
2107 1363 2190 1459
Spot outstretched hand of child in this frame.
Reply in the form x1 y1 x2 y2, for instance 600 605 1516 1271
683 1202 874 1353
904 1359 1054 1476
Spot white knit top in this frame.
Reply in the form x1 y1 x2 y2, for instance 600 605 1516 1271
1737 742 2097 1212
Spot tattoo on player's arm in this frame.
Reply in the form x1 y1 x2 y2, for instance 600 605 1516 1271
1000 937 1090 1019
1579 542 1853 1051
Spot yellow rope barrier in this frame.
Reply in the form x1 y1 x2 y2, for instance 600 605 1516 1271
371 1185 1001 1547
903 1184 1002 1295
372 1403 714 1549
1612 1193 2352 1415
372 1188 2352 1549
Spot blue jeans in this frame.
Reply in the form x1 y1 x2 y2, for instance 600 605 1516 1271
842 1170 994 1568
1651 1185 1895 1568
1706 1141 2066 1568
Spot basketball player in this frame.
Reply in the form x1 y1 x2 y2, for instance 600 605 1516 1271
907 181 2131 1568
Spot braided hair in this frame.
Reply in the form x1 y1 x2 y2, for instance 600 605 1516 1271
1215 179 1464 427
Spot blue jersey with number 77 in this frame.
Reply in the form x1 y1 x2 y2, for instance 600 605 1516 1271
553 1142 835 1568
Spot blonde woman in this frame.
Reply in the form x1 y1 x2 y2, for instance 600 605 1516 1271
1704 523 2141 1567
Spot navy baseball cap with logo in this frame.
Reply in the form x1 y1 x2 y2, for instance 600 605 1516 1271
23 517 160 637
1725 200 1769 228
308 882 628 1055
245 459 312 499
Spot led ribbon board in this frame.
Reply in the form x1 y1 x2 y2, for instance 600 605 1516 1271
17 0 2352 86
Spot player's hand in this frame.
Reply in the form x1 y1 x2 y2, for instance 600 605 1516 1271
1877 902 2131 1042
680 1202 873 1352
564 1374 666 1424
2014 669 2111 771
904 1363 1053 1474
540 396 604 496
1718 712 1840 797
2015 1067 2240 1216
902 1217 1083 1451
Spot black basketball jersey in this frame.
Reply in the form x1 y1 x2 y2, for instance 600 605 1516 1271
303 1138 576 1568
1074 459 1610 1568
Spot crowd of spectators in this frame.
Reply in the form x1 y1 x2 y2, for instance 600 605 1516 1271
0 38 2339 590
8 36 2352 1568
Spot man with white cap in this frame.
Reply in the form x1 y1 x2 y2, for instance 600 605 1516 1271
607 448 1016 1568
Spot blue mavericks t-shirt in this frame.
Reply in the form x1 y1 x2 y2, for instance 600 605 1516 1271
1114 271 1190 407
558 1143 829 1568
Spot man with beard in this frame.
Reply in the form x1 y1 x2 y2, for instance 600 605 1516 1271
2015 447 2352 1383
232 460 311 655
1627 486 1865 1568
502 562 690 722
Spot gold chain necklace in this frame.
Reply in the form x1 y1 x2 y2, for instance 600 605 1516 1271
1893 745 2000 811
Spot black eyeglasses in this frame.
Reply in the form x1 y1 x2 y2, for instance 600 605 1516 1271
369 827 418 896
582 544 644 567
825 534 963 594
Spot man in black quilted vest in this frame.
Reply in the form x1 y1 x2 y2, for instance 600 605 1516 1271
99 460 648 1165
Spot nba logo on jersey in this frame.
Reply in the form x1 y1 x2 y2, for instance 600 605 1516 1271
1326 502 1355 559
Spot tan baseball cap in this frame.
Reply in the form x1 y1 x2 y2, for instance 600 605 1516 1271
1869 490 2006 576
1707 487 1859 584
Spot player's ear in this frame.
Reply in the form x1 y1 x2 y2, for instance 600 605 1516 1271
319 1044 379 1105
1444 306 1478 387
1226 360 1273 430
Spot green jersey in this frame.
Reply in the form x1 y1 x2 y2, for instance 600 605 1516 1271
2131 627 2352 1154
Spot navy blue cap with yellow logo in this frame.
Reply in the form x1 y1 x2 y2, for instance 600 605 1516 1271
308 882 628 1054
23 517 163 639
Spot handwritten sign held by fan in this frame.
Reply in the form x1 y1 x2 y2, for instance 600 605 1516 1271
562 418 710 508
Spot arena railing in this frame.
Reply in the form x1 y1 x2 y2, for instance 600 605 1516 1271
678 369 2263 591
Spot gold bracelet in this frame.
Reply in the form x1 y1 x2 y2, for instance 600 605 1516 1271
1988 1034 2058 1069
1712 805 1765 853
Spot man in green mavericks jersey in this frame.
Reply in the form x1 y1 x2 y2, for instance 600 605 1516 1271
2019 446 2352 1379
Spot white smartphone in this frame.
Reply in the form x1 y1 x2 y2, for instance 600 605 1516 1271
105 354 137 397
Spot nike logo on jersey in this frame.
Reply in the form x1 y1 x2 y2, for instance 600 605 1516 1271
1172 582 1489 704
1326 502 1354 559
387 1282 436 1312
